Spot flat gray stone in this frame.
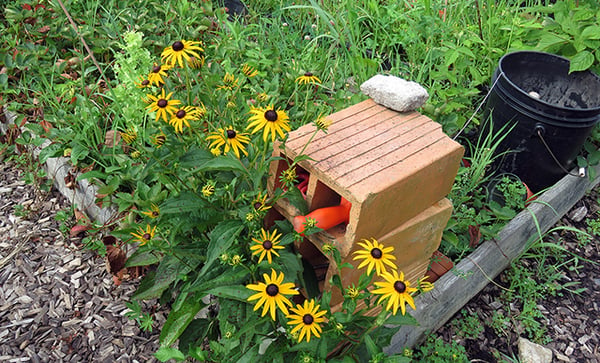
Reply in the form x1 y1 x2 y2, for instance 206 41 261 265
518 337 553 363
360 74 429 112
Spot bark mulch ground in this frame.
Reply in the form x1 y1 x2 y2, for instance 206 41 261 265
0 161 163 362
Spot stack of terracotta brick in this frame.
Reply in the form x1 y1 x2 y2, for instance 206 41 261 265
268 96 463 308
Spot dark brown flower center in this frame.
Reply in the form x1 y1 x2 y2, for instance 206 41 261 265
157 99 168 108
370 248 382 259
394 281 407 293
142 233 151 240
262 240 273 250
305 72 313 77
264 110 278 122
176 109 186 118
302 314 314 325
266 283 279 296
226 129 237 138
254 202 262 209
172 41 184 51
141 80 150 86
152 211 159 217
152 65 161 73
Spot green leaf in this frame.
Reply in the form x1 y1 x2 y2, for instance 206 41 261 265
190 267 248 293
178 146 212 168
76 170 108 182
300 257 321 299
384 312 419 326
537 32 568 50
38 143 63 164
70 142 89 164
160 192 205 214
442 231 459 248
569 51 594 73
132 255 190 300
197 220 244 278
283 186 309 215
364 334 380 357
179 319 212 356
581 25 600 40
197 156 247 173
125 249 161 267
160 294 204 347
206 285 252 302
96 183 118 196
154 347 185 362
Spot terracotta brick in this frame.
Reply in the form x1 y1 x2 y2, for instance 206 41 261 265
268 100 463 257
324 199 452 306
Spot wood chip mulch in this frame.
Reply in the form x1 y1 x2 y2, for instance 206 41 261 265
0 161 163 362
436 188 600 362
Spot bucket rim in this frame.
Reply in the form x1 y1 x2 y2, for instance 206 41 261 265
496 50 600 113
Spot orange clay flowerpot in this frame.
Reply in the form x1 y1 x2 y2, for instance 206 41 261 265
292 197 352 235
425 250 454 283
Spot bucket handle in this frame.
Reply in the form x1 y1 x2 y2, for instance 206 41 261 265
535 124 585 178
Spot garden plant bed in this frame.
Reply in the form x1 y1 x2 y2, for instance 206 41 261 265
3 0 600 360
2 105 600 361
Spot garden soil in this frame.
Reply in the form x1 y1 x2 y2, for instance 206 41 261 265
0 158 598 362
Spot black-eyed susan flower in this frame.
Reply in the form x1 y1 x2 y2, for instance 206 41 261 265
314 115 332 132
250 228 284 264
345 285 360 299
371 270 417 315
247 105 291 142
257 92 269 102
131 224 157 246
295 72 321 85
135 76 151 89
252 192 271 212
140 203 160 219
202 182 215 197
417 276 434 293
169 106 200 133
217 73 239 91
229 254 243 266
145 89 181 123
279 167 297 185
321 242 335 255
161 40 204 68
242 64 259 78
119 128 137 144
219 253 230 264
247 269 299 320
147 63 172 87
151 131 167 148
286 299 327 343
188 55 205 69
352 238 397 276
206 127 250 158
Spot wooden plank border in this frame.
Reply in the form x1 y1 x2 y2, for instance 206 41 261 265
385 165 600 353
0 109 117 225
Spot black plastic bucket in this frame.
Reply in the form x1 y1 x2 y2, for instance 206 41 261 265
484 51 600 192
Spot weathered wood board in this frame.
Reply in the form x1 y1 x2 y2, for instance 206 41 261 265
385 165 600 352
